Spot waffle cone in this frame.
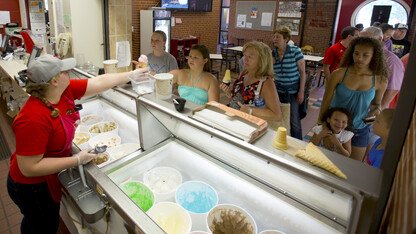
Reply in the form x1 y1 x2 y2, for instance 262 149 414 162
294 143 347 179
272 127 288 150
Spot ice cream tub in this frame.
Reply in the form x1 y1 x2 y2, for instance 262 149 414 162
259 230 287 234
147 202 192 234
103 60 118 73
77 115 103 132
73 132 91 150
154 73 174 99
120 180 154 212
175 181 218 232
143 167 182 203
207 203 257 234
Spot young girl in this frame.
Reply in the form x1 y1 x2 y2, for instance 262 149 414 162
311 107 354 157
318 37 388 161
170 44 219 105
364 108 394 168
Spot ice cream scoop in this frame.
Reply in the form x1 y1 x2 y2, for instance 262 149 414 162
222 69 231 86
138 54 148 68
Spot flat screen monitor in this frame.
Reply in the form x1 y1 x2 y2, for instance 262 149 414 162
1 34 10 52
161 0 188 11
188 0 212 12
27 46 42 67
154 10 171 19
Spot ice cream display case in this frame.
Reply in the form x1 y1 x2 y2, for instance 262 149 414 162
61 72 382 233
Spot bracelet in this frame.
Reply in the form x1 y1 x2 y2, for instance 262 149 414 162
76 155 81 166
249 107 253 115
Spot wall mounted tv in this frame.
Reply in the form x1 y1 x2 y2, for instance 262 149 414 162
188 0 212 12
161 0 188 11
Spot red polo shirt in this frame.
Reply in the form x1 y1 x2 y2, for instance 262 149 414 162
324 41 346 73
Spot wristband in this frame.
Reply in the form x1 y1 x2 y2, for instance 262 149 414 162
249 107 253 115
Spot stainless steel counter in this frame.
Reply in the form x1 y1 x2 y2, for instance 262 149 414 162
61 81 382 234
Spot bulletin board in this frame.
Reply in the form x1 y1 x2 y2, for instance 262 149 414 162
235 1 276 31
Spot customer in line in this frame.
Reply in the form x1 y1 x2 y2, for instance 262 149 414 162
271 27 305 139
220 41 281 121
364 108 395 168
360 26 404 108
319 37 388 161
133 30 178 74
359 26 404 158
323 26 359 82
378 23 395 51
7 54 147 233
170 44 219 105
391 23 411 58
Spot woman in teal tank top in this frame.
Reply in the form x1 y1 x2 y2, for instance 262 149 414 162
170 45 219 105
319 37 388 161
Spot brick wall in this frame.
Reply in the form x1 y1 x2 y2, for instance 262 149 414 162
301 0 338 55
131 0 221 61
228 0 337 56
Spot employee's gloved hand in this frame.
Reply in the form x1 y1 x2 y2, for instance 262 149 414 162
75 148 97 165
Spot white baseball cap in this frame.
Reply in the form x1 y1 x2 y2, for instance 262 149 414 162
394 23 408 30
27 54 76 84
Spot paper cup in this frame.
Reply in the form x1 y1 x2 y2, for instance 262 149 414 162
103 60 118 73
176 181 218 232
147 202 192 234
154 73 174 99
207 204 257 234
120 181 154 212
144 167 182 203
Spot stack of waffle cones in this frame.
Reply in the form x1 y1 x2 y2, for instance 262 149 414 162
272 127 288 150
294 143 347 179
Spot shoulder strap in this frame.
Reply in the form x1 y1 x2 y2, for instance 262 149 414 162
341 66 350 83
255 77 267 94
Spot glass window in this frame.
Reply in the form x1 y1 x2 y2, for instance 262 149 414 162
355 0 408 27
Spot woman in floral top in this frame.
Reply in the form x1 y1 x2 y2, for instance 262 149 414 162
220 41 281 121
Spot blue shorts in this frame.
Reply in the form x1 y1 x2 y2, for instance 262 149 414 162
351 126 369 147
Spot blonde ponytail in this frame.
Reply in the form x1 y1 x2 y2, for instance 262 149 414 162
26 74 60 118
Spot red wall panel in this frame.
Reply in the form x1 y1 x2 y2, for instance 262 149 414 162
0 0 22 35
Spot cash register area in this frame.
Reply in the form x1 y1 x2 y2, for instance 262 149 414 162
0 57 325 233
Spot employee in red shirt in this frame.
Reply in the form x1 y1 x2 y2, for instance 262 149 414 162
323 26 359 83
7 54 146 234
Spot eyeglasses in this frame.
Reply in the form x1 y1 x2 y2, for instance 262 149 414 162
186 55 202 60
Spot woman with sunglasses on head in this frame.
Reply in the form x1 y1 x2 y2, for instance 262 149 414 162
169 44 219 104
7 54 147 233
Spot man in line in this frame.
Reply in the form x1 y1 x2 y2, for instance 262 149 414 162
379 23 394 51
360 26 405 159
360 26 405 108
323 26 359 83
392 23 411 58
